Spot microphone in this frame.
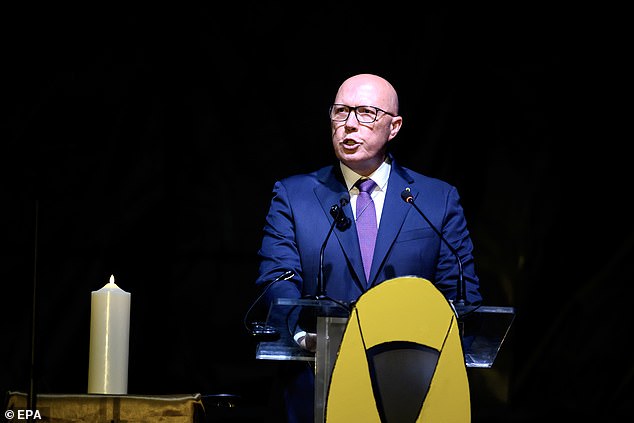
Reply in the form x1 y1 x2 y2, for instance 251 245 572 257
332 193 351 230
316 194 350 299
243 270 295 339
401 189 466 308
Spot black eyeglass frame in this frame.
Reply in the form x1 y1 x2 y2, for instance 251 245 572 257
329 103 397 123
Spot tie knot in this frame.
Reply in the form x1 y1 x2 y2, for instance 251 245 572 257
357 178 376 193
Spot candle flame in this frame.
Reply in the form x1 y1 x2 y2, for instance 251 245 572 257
110 274 115 284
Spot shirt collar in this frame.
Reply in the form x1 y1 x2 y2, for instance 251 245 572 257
339 159 391 192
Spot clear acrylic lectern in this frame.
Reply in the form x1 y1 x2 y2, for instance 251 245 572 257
255 298 515 422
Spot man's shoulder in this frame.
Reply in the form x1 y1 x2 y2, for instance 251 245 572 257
393 161 454 190
279 164 336 185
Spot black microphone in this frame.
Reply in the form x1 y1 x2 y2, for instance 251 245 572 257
316 194 350 299
244 270 295 339
333 193 351 230
401 189 466 308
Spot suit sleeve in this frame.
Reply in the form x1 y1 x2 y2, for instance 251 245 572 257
256 180 304 306
435 186 483 306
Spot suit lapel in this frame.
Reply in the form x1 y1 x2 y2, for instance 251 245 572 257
368 161 417 286
314 166 366 288
312 160 419 290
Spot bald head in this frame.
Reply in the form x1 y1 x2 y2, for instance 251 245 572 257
335 74 399 115
330 73 403 176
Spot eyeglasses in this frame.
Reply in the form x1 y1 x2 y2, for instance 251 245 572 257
329 104 396 124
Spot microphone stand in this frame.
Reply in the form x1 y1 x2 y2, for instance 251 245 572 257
401 191 466 308
316 209 339 299
313 199 351 312
243 270 295 339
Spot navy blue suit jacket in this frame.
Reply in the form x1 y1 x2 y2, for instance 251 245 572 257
256 156 482 308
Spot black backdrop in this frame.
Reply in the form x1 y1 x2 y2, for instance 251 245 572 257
2 4 631 422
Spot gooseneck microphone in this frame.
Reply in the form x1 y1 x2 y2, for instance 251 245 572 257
332 193 352 231
243 270 295 339
316 193 351 299
401 189 466 307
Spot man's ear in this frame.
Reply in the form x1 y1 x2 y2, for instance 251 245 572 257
388 116 403 141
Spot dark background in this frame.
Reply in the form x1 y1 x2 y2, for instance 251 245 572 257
2 4 631 422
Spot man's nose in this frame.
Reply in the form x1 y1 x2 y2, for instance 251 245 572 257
345 110 360 128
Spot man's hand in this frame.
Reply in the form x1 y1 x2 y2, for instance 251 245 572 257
298 332 317 352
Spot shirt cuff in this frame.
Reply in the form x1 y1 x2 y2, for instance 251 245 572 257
293 330 307 346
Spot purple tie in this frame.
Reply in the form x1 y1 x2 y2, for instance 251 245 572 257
356 178 377 282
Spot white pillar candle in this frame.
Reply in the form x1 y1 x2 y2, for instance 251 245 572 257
88 274 131 394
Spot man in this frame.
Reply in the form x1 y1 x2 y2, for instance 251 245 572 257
255 73 482 422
